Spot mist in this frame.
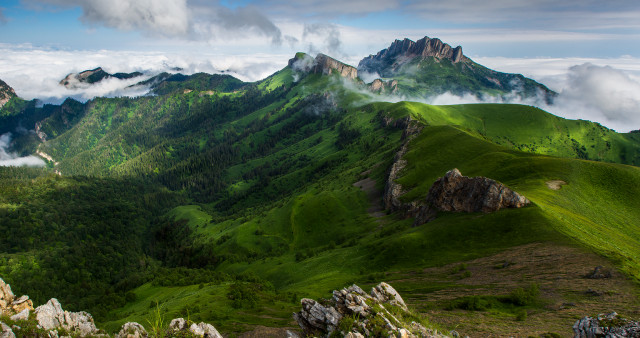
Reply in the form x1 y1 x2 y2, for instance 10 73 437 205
0 133 46 167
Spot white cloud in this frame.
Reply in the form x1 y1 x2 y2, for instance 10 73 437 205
0 44 289 103
24 0 284 44
0 133 46 167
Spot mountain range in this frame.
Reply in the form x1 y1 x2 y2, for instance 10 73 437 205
0 36 638 337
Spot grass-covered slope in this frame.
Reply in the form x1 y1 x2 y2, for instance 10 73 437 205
378 101 640 165
1 62 639 336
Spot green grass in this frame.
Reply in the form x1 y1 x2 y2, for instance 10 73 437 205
167 205 212 228
101 281 298 335
373 101 640 165
392 123 640 279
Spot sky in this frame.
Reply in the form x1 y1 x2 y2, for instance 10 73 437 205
0 0 639 132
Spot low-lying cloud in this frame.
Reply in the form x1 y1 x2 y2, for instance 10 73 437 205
0 44 288 104
0 133 46 167
442 58 640 132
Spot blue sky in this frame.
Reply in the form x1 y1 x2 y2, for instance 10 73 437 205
2 0 639 58
1 0 640 131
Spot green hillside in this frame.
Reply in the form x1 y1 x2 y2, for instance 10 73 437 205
0 57 639 336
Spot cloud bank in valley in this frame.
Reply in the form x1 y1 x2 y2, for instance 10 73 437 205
0 44 288 104
0 133 46 167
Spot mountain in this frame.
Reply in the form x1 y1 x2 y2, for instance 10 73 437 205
0 79 17 109
60 67 143 89
358 36 555 101
0 37 639 337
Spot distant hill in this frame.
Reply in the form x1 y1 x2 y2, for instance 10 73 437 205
59 67 143 89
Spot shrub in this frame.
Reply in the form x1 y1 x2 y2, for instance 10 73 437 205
509 284 539 306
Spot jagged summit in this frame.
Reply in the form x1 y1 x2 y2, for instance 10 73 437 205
0 78 17 108
288 52 357 80
60 67 143 89
359 36 467 75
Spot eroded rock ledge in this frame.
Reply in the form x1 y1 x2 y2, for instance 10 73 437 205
293 282 448 338
0 277 223 337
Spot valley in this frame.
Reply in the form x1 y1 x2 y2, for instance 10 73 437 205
0 36 639 337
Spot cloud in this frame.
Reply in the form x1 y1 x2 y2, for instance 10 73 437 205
25 0 284 43
0 133 46 167
302 23 343 57
545 63 640 132
405 1 640 30
0 44 289 103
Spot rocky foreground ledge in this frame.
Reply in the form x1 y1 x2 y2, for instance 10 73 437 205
1 277 222 337
3 277 640 337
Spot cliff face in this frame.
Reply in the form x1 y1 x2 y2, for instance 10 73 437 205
288 53 358 80
312 54 358 79
0 79 16 109
358 36 468 75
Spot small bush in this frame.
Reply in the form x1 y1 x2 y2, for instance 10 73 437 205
509 284 539 306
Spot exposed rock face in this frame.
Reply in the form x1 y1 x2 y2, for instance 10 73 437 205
382 116 424 212
168 318 222 338
359 36 468 74
116 322 148 338
426 169 530 213
312 54 358 79
0 278 34 317
294 282 447 338
369 79 398 93
288 52 358 80
573 312 640 337
60 67 143 89
0 79 16 109
35 298 99 337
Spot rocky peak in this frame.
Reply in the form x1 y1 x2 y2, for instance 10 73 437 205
358 36 467 74
288 52 358 80
0 79 17 109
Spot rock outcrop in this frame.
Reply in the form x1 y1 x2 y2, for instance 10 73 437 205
359 36 468 75
382 115 424 213
412 169 530 225
369 79 398 93
115 322 148 338
35 298 100 337
168 318 223 338
573 312 640 337
312 54 358 79
0 278 34 317
288 52 358 80
294 282 447 338
425 169 530 213
0 79 16 109
60 67 143 89
0 321 15 338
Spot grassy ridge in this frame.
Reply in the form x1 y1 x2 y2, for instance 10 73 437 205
377 101 640 165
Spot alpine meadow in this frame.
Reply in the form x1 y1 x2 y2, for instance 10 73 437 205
0 33 639 338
